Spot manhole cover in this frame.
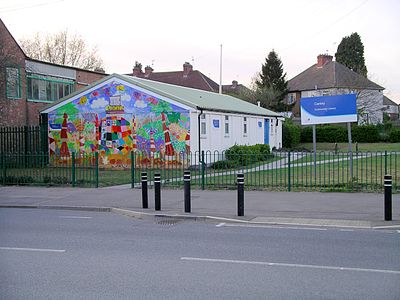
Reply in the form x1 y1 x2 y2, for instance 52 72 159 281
156 218 182 226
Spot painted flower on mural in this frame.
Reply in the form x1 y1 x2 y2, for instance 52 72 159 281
78 96 88 105
147 97 158 105
91 91 99 97
116 85 125 91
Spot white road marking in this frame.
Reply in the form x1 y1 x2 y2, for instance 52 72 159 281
180 257 400 275
216 223 226 227
59 216 92 219
221 223 327 231
373 225 400 229
0 247 65 253
340 229 354 232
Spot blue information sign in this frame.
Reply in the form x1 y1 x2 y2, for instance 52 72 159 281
213 119 220 128
300 94 357 125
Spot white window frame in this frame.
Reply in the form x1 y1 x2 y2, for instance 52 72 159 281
6 67 22 99
200 114 207 136
243 117 248 136
224 115 230 137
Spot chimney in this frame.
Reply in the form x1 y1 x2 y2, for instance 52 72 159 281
144 66 153 77
183 62 193 77
317 54 333 67
232 80 238 89
132 65 142 77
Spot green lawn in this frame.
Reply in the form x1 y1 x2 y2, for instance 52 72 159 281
298 142 400 152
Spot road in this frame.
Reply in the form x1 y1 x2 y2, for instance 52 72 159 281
1 208 399 299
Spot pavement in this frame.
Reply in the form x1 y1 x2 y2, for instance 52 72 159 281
0 184 399 229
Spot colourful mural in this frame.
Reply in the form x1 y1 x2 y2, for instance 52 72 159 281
47 80 190 168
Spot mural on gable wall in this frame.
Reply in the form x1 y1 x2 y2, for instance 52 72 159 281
47 80 190 168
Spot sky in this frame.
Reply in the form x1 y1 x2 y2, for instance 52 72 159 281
1 0 399 104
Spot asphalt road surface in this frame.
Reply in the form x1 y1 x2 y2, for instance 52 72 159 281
1 208 399 299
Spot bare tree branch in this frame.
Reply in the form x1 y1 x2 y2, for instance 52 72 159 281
20 30 104 71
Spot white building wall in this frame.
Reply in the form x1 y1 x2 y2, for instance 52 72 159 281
189 110 282 155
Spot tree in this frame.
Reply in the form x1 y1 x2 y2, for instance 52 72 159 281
255 50 288 111
238 74 282 109
20 30 104 71
335 32 367 77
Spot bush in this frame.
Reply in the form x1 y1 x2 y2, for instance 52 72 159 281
283 122 301 148
301 126 313 143
317 125 347 142
224 144 271 166
352 125 379 143
389 128 400 143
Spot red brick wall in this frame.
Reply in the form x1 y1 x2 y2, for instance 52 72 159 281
0 19 28 127
1 20 107 127
76 70 106 90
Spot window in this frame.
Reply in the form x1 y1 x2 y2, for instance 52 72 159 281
288 94 296 104
6 67 21 99
224 116 229 135
26 74 74 102
243 117 247 135
200 114 207 135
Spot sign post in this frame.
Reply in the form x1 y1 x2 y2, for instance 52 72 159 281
301 94 357 182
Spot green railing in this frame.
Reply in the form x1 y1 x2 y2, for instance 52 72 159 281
1 150 399 193
0 152 98 187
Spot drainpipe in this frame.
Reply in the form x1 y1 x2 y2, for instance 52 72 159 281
197 109 203 161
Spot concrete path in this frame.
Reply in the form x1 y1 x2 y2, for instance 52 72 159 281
1 185 399 229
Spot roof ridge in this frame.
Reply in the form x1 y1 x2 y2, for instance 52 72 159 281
196 70 218 92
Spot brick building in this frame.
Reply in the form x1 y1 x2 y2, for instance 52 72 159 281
0 18 107 127
127 62 250 95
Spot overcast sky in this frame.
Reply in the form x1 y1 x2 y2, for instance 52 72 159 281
1 0 399 103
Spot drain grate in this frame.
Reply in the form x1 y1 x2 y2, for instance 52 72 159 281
156 218 182 226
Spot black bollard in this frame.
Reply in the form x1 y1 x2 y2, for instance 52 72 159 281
384 175 392 221
154 173 161 211
184 170 191 213
141 172 148 209
237 173 244 216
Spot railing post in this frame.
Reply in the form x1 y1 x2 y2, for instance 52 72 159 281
237 173 244 216
384 150 387 175
184 170 191 213
288 151 291 192
1 152 5 185
141 172 148 209
201 150 205 190
131 151 135 189
72 152 76 187
384 175 392 221
154 173 161 211
95 152 99 188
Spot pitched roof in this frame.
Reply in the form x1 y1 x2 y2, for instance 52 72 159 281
127 69 219 92
288 60 384 91
41 74 280 117
383 95 399 106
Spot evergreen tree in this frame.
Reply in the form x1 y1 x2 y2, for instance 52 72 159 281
335 32 367 77
256 50 288 111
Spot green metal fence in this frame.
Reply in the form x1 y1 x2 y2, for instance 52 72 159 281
0 152 98 187
1 150 399 192
0 125 48 154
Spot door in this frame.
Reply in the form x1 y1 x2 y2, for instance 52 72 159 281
264 119 269 145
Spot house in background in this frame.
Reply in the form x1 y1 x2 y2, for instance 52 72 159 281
41 74 282 168
383 96 399 121
287 54 385 124
0 18 107 127
127 62 250 96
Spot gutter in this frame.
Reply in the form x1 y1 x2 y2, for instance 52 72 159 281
197 108 203 161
